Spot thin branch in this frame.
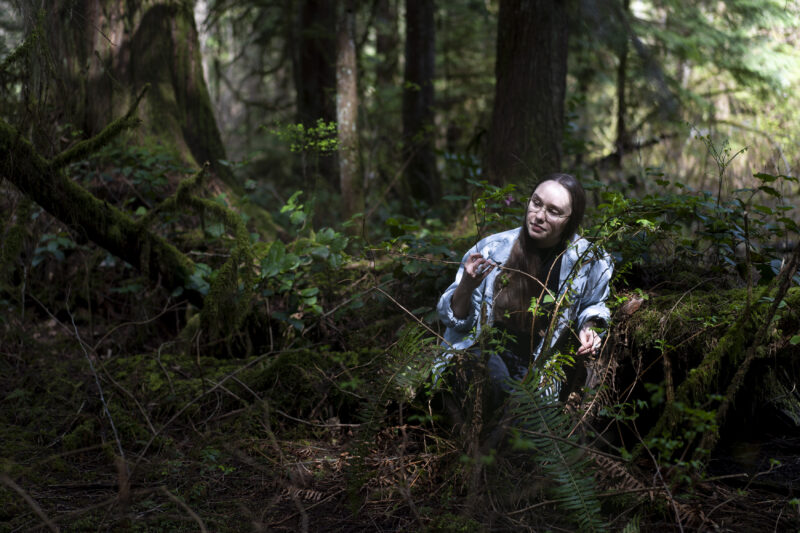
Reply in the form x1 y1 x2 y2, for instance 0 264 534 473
129 346 315 475
273 407 361 428
66 295 128 469
373 286 450 348
28 291 128 467
92 300 185 353
50 84 149 169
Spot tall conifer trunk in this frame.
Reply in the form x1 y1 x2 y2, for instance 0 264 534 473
294 0 338 188
402 0 440 204
39 1 235 187
613 0 631 169
487 0 569 185
375 0 399 89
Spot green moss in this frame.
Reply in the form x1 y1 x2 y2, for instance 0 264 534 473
424 512 485 532
62 418 96 451
633 287 800 459
628 288 748 350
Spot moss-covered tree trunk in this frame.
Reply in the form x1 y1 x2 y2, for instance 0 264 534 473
39 0 235 188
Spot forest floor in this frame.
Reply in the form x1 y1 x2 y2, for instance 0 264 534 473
3 286 800 533
3 169 800 531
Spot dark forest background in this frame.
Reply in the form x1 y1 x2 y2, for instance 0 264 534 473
1 1 800 531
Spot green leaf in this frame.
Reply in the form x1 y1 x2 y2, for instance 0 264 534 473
206 222 226 238
758 185 781 197
753 172 779 182
790 335 800 346
636 219 656 229
299 287 319 297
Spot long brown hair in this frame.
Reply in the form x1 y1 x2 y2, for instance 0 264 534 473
493 174 586 332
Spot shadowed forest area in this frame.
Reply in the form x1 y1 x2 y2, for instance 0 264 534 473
2 0 800 531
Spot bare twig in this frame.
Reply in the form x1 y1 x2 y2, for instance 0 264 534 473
636 425 684 533
100 365 157 435
91 300 185 353
65 297 128 469
273 407 360 428
130 346 313 474
28 291 128 469
373 286 450 348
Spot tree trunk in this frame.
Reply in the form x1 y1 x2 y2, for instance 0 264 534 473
375 0 399 89
294 0 338 188
40 0 235 188
613 0 631 170
402 0 440 204
336 0 364 223
486 0 569 186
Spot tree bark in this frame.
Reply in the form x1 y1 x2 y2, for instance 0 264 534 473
402 0 440 204
294 0 338 188
486 0 569 185
336 0 364 223
39 1 235 188
613 0 631 170
375 0 399 88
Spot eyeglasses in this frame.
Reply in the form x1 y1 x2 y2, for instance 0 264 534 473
528 197 571 221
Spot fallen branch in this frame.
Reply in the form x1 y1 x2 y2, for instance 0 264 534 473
0 93 204 309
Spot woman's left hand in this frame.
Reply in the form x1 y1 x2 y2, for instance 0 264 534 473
577 325 602 356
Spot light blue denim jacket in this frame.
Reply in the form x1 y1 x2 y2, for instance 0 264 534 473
436 228 613 368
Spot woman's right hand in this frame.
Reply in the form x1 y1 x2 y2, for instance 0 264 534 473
461 252 496 289
451 253 496 319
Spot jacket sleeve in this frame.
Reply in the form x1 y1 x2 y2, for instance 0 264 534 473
437 245 485 333
575 247 614 332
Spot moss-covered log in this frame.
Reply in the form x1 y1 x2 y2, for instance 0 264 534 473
603 277 800 461
0 115 204 309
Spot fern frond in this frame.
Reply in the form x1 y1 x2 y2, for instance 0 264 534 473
345 324 440 508
508 374 606 532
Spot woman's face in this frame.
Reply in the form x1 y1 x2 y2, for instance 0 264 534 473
525 180 572 247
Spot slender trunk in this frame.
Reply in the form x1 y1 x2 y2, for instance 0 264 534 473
487 0 569 185
294 0 338 188
336 0 364 223
402 0 440 204
613 0 630 169
375 0 399 88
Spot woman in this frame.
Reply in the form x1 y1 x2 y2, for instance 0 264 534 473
436 174 613 402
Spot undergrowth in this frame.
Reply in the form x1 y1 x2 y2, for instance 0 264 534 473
2 124 800 530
